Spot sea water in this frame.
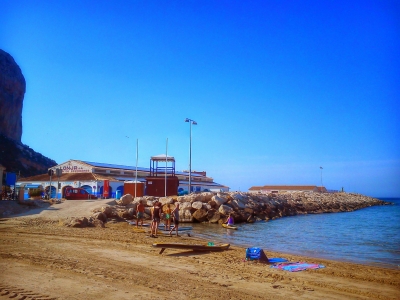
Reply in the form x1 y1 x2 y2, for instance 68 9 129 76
191 198 400 269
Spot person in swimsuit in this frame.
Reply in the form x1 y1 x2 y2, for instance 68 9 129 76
225 213 234 226
136 200 145 228
164 205 172 231
169 203 180 237
150 201 161 238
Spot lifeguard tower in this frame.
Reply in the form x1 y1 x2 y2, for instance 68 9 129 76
145 154 179 197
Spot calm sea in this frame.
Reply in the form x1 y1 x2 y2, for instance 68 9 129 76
191 198 400 269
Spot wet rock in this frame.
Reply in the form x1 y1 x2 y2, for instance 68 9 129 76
207 209 220 223
192 208 208 222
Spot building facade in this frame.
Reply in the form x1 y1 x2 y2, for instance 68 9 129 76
17 159 229 199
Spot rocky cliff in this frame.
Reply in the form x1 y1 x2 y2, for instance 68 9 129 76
0 49 25 142
0 134 57 177
0 50 57 177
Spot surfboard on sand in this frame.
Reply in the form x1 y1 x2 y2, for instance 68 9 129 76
128 222 192 231
222 223 238 230
152 243 230 254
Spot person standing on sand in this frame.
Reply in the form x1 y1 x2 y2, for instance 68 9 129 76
164 205 172 231
150 201 161 238
136 200 145 228
169 203 180 237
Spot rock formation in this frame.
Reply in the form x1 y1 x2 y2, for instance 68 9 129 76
0 50 57 178
0 49 25 142
78 191 390 228
0 134 57 178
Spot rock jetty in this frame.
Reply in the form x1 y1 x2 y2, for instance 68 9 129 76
80 192 389 227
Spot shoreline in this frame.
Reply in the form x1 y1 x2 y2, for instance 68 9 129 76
1 198 398 270
0 203 399 299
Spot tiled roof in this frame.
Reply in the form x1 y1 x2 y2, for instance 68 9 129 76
19 173 118 182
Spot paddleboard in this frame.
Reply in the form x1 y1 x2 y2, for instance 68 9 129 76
152 243 230 254
222 224 238 230
128 222 192 230
159 226 193 231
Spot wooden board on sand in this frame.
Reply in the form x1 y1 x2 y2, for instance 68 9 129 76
152 243 230 254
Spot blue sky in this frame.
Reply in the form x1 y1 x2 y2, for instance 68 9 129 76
1 0 399 197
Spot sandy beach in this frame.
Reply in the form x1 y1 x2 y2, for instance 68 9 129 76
0 200 399 300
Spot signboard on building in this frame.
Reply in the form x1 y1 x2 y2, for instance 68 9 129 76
57 161 92 173
6 172 17 186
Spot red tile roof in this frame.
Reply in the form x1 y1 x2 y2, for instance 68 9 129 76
19 173 117 182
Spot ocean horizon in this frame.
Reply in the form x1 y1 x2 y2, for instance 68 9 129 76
191 197 400 269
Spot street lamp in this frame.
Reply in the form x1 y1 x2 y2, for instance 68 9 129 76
320 166 323 188
185 118 197 194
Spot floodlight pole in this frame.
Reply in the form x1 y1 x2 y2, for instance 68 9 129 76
185 118 197 194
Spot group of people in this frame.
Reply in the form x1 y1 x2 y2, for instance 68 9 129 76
135 200 180 238
134 200 234 238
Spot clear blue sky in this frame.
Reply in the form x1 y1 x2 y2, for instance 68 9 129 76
1 0 399 197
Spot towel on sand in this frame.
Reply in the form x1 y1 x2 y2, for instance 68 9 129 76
271 262 325 272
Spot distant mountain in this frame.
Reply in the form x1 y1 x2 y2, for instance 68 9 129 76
0 49 57 177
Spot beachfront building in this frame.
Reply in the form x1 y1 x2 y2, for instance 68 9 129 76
17 158 229 199
248 185 327 194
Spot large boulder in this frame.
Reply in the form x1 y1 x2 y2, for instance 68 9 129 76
191 201 203 210
211 194 228 207
207 209 221 223
159 197 174 206
180 202 192 211
202 192 214 202
230 199 246 210
193 194 206 203
192 208 208 222
116 194 133 206
92 212 107 223
101 206 113 217
218 204 233 216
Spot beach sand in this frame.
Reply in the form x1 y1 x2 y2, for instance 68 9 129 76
0 200 399 299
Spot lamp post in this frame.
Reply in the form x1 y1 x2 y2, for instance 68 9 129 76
320 166 323 189
185 118 197 194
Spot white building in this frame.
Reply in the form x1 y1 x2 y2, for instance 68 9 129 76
17 159 229 199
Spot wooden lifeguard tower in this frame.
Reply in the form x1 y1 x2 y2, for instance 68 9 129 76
145 154 179 197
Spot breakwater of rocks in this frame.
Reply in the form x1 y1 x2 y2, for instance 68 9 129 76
83 192 389 227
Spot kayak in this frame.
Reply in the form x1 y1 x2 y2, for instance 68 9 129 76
222 224 238 230
152 243 230 254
